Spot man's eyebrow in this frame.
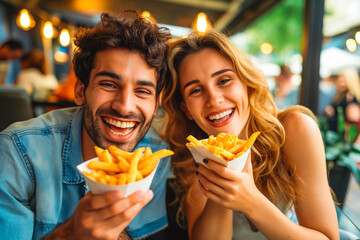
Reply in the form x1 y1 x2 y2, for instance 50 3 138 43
95 71 120 80
136 80 156 89
183 80 200 91
211 68 233 77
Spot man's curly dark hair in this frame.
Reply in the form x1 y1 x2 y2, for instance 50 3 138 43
73 10 171 96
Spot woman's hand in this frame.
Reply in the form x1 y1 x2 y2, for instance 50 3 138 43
195 153 262 214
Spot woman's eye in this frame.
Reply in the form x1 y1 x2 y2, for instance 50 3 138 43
189 87 203 95
218 78 231 85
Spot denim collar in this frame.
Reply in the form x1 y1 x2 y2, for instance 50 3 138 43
62 107 85 184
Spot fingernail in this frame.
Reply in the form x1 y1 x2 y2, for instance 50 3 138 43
112 191 123 200
194 163 199 169
195 171 198 176
203 159 208 164
145 190 153 200
135 191 145 200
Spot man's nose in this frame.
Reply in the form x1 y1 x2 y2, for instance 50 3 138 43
112 87 137 115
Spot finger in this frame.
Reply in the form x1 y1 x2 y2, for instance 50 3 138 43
197 171 227 197
94 190 153 221
85 190 124 211
102 190 153 230
198 160 238 181
197 179 226 206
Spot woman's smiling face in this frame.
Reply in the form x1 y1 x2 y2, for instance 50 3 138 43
178 47 250 137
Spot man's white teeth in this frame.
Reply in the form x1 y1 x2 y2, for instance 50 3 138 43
105 118 136 128
208 109 233 120
109 128 133 136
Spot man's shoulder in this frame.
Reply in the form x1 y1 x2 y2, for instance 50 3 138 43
2 107 82 136
138 127 168 149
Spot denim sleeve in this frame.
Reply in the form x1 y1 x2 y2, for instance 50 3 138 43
0 133 36 239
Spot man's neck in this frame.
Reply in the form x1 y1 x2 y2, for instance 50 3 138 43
81 124 97 161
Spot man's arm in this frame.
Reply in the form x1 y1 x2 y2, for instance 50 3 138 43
0 133 36 239
45 190 153 240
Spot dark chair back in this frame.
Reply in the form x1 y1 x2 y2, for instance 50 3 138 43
0 87 34 132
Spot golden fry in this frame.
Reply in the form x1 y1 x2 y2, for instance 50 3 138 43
85 145 172 186
186 132 260 161
94 146 104 159
128 147 145 183
108 145 133 162
187 135 202 146
88 161 122 172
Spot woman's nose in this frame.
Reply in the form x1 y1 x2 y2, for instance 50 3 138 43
206 90 223 107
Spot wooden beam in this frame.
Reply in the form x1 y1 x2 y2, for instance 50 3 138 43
214 0 244 32
300 0 325 114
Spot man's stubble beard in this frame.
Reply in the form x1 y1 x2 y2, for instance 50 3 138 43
82 103 154 152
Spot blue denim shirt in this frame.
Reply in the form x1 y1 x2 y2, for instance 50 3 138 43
0 107 170 240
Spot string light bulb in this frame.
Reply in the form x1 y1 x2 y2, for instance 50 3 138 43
355 31 360 45
43 21 54 39
59 29 70 46
195 12 210 33
141 11 155 24
16 9 36 30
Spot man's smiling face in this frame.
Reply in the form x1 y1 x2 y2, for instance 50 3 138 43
75 48 158 152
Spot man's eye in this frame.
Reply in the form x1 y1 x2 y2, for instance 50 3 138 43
136 90 151 95
100 82 116 88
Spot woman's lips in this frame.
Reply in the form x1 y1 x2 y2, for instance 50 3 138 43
206 108 235 127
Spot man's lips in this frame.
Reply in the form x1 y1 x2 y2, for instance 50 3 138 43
102 116 138 136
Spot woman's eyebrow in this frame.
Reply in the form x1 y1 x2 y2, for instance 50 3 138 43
183 79 200 91
211 68 233 77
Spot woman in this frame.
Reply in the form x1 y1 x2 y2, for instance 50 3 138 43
325 67 360 132
160 30 339 239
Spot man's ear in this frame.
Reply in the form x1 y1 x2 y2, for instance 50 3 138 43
180 102 193 120
153 97 160 117
74 78 85 106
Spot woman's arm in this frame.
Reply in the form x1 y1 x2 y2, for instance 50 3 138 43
246 112 339 239
186 181 233 240
195 112 339 239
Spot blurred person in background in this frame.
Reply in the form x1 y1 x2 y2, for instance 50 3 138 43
273 65 299 110
16 48 58 101
325 67 360 132
48 64 76 102
0 39 23 85
318 74 337 115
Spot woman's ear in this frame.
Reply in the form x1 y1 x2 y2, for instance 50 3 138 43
74 78 85 106
180 102 193 120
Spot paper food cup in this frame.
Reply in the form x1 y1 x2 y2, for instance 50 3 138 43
77 157 159 196
186 142 251 171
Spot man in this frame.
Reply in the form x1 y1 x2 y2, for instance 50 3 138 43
0 11 171 240
0 39 23 85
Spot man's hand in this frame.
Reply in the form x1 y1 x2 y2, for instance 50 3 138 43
46 190 153 240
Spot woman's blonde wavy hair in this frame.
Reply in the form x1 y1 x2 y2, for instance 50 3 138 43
160 30 313 224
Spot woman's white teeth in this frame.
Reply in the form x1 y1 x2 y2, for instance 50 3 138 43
208 109 233 120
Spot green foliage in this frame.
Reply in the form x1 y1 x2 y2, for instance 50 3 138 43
318 109 360 185
244 0 304 60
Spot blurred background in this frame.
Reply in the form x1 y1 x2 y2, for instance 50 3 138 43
0 0 359 233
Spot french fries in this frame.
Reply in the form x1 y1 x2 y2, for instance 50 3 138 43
186 132 260 161
82 146 174 185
